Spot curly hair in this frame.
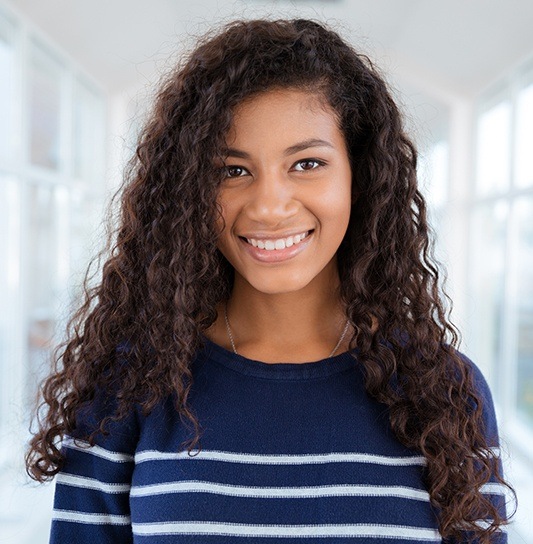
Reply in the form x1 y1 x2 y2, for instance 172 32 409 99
27 18 512 542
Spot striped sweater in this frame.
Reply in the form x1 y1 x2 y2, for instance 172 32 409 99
51 338 508 543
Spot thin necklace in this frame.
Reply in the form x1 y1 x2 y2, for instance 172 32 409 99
223 301 350 359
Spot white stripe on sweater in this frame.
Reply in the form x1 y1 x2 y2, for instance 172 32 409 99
480 482 507 495
131 521 442 540
63 437 134 463
53 509 131 525
55 474 505 502
135 449 427 466
130 481 430 501
56 472 131 494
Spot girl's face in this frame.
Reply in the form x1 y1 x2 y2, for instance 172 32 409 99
215 88 352 296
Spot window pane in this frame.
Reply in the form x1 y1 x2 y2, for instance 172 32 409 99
475 102 511 196
515 83 533 188
0 174 22 435
0 14 16 163
469 201 508 388
69 188 102 297
25 183 63 408
29 41 62 170
515 197 533 429
72 80 105 183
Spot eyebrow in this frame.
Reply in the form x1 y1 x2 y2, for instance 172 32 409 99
223 138 334 159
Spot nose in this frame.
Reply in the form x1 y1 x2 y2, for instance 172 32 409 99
244 171 299 224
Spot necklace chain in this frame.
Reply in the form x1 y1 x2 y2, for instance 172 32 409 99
223 302 350 359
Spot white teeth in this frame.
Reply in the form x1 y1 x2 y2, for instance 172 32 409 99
245 231 310 251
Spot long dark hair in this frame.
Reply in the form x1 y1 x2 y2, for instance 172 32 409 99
26 18 512 542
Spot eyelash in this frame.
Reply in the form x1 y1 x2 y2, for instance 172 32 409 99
223 159 326 178
292 159 326 172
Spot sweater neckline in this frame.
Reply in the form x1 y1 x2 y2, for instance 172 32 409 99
199 335 359 380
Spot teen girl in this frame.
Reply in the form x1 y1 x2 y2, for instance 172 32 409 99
27 18 511 544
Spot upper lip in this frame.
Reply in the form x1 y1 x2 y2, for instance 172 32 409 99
239 229 313 241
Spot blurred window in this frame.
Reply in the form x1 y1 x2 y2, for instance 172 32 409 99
516 83 533 188
72 79 105 182
25 183 66 408
0 12 16 163
0 174 22 440
515 197 533 428
471 67 533 456
468 201 508 392
475 100 511 196
0 4 106 462
28 41 63 171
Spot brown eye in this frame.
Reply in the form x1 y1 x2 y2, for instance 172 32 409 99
224 165 249 178
293 159 324 172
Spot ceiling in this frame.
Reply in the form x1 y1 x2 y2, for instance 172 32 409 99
6 0 533 98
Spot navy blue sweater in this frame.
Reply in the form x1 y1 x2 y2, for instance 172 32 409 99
50 338 508 543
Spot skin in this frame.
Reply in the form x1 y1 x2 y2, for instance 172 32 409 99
206 88 354 363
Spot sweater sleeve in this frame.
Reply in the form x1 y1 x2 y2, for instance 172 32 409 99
49 391 139 544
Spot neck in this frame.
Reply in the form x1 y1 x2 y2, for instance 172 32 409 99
212 265 352 362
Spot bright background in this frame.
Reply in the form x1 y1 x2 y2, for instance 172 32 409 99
0 0 532 542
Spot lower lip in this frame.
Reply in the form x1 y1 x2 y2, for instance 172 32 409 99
239 231 314 263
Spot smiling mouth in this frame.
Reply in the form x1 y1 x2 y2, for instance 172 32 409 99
239 230 314 251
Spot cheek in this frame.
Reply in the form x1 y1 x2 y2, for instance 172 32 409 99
320 182 352 222
319 190 352 247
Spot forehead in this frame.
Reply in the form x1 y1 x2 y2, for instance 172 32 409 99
227 89 343 147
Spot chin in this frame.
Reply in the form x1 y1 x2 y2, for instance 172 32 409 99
246 274 313 295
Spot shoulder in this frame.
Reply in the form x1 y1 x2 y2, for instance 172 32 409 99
455 349 501 447
455 350 494 404
69 343 142 455
68 392 140 457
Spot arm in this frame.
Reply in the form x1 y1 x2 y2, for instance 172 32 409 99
50 393 139 544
